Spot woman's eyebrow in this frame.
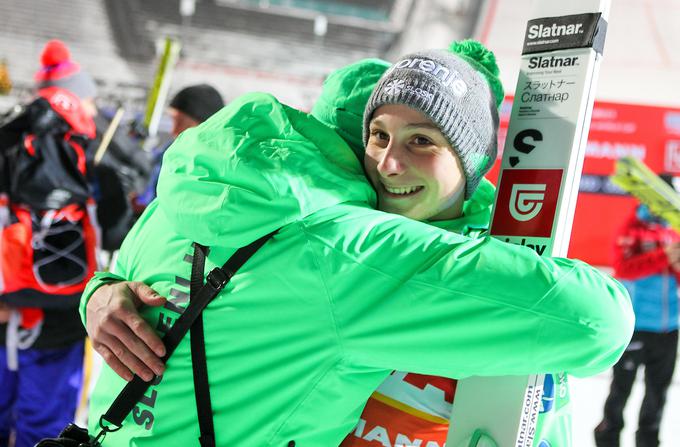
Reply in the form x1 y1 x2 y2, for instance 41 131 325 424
370 118 387 128
370 119 438 131
404 122 439 131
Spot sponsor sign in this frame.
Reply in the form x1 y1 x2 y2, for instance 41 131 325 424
516 375 543 447
491 169 563 238
523 13 607 55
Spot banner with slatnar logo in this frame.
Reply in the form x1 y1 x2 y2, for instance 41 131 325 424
448 0 609 446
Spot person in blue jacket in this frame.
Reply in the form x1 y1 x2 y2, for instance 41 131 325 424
595 200 680 447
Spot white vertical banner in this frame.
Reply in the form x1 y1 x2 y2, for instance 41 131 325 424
448 0 610 445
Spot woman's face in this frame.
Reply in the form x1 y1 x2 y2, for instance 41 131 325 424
364 104 465 221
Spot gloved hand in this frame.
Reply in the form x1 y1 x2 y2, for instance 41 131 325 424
34 423 99 446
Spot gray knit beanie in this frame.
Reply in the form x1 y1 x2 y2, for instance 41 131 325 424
363 40 502 199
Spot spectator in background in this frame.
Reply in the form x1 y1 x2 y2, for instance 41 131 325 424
134 84 224 209
0 39 96 447
34 40 98 117
91 105 152 251
35 39 149 252
595 193 680 447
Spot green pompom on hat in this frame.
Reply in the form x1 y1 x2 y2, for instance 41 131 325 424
449 40 504 109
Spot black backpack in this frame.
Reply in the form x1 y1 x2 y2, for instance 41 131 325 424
0 88 99 304
0 94 92 210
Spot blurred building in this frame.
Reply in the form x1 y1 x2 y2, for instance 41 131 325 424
0 0 483 112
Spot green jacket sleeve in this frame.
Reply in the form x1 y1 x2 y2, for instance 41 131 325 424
306 206 634 379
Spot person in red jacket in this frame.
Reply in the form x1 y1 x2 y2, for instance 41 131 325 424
0 40 97 447
595 196 680 447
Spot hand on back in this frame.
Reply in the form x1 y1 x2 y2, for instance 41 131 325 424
86 281 167 381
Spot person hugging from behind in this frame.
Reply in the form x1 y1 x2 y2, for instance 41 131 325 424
133 84 224 210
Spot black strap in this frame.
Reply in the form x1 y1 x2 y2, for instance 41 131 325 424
99 230 277 431
190 243 216 447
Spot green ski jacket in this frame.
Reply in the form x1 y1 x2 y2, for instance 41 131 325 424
83 92 633 446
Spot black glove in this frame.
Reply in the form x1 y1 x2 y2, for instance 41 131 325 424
34 423 99 447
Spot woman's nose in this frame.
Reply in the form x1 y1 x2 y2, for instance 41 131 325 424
377 145 405 177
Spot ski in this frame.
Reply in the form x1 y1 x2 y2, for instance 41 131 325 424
448 0 610 445
143 38 181 139
611 156 680 231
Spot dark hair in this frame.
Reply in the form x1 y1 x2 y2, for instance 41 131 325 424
170 84 224 123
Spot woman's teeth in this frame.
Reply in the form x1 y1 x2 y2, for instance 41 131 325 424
384 185 422 195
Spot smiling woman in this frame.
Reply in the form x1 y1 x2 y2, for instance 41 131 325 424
364 104 466 221
361 43 502 223
338 40 507 447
